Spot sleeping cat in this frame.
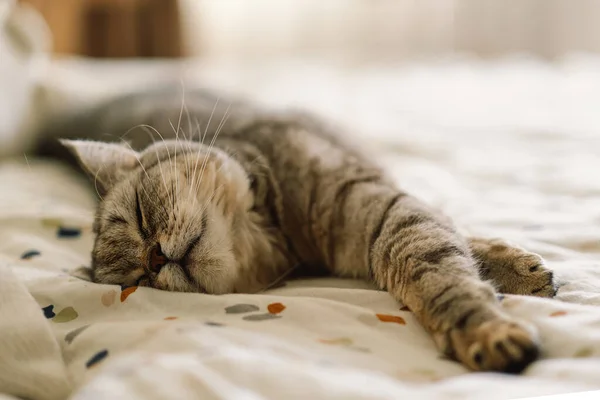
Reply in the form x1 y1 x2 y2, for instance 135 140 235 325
34 86 556 373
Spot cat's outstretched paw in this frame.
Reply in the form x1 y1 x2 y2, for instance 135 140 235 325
471 238 557 298
439 317 540 373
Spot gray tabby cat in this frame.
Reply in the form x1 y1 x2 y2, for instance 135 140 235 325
35 86 556 373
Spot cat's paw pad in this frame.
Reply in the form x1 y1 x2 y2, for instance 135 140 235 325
451 319 540 373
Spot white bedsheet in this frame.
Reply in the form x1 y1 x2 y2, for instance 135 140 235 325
2 56 600 399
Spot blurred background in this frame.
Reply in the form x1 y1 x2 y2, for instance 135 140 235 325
4 0 600 162
17 0 600 61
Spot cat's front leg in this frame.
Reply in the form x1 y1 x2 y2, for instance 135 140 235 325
359 194 540 372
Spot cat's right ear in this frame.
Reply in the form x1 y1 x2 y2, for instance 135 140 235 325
60 139 139 195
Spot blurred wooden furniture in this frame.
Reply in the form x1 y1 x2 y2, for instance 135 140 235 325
19 0 183 58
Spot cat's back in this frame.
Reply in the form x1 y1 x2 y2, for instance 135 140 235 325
35 86 249 151
34 85 374 173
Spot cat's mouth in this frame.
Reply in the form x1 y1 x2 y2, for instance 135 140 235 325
136 264 207 293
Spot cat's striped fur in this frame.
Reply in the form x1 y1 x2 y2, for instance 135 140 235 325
34 86 556 373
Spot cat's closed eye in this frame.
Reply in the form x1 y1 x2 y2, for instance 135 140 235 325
106 214 128 225
134 191 149 239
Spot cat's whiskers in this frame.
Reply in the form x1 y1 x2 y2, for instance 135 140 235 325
183 100 197 153
240 152 270 176
99 132 169 222
92 164 106 201
119 138 153 195
119 139 151 181
145 126 176 211
256 263 301 293
168 118 181 209
197 115 210 146
185 118 208 208
122 123 174 207
175 80 186 139
193 103 232 206
180 101 196 180
171 81 189 208
118 139 170 226
23 153 32 173
176 124 200 206
189 98 219 204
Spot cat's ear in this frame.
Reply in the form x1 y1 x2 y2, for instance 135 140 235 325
60 139 139 195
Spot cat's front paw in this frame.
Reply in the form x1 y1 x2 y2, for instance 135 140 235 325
440 317 540 373
478 240 556 298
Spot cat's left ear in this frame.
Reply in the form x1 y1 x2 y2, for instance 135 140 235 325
60 139 139 195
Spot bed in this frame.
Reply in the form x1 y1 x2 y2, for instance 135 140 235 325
2 51 600 399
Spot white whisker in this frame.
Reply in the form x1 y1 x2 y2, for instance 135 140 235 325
189 98 219 205
168 118 180 204
182 101 195 176
23 153 31 173
194 103 231 199
117 139 167 223
176 79 186 140
122 124 174 207
93 165 105 201
172 80 187 205
256 264 300 293
119 139 151 182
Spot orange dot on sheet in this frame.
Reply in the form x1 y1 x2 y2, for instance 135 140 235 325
376 314 406 325
164 316 178 320
101 290 117 307
550 311 567 317
120 286 138 302
267 302 286 314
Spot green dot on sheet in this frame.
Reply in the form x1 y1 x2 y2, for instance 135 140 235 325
53 306 78 323
65 325 90 344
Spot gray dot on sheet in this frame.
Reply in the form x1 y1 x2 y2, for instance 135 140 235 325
350 346 371 353
242 313 282 321
65 324 90 344
225 304 260 314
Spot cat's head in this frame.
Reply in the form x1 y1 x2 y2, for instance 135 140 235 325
62 139 253 294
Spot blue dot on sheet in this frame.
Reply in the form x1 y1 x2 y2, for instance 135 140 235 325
57 226 82 238
86 349 109 368
42 305 55 319
21 250 41 260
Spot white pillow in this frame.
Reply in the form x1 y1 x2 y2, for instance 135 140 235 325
0 0 50 158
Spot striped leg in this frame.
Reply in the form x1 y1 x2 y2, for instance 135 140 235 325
367 195 540 372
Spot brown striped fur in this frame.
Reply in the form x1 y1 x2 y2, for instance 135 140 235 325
44 86 556 373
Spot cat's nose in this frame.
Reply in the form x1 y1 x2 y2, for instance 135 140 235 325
149 243 169 272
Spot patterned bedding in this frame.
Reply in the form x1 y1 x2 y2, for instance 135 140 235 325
1 57 600 399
